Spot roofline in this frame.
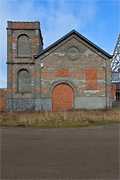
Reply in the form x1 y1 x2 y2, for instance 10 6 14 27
34 30 113 59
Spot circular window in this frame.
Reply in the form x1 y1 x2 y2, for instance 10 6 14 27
67 46 80 60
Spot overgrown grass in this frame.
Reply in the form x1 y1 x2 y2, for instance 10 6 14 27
0 109 120 128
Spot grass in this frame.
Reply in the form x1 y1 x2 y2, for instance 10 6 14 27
0 108 120 128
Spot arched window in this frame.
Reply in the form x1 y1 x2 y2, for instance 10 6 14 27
17 69 31 93
17 34 31 57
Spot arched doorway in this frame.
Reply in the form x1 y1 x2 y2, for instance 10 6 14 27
52 83 74 111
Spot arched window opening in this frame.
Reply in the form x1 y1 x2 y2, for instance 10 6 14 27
17 69 31 93
17 34 31 57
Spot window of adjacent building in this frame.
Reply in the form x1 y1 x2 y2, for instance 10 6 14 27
117 69 120 81
112 72 120 82
17 34 32 57
17 69 31 93
85 68 97 90
116 84 120 101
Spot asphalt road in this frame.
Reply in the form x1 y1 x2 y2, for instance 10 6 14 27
0 124 120 180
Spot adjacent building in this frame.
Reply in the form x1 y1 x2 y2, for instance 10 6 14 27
111 34 120 105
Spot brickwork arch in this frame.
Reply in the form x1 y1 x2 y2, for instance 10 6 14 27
50 80 76 95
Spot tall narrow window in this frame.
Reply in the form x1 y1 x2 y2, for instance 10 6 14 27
116 84 120 101
118 69 120 81
85 68 97 90
17 34 31 57
17 69 31 93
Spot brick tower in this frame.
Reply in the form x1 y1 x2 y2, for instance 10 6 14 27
7 21 43 111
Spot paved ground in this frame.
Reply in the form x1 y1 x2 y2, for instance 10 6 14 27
0 124 120 180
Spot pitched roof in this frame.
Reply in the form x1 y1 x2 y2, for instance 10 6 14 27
34 30 112 59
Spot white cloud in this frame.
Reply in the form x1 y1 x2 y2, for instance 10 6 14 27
0 0 97 87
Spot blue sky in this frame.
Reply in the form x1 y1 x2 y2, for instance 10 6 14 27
0 0 120 88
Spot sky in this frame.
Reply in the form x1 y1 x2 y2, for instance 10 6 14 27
0 0 120 88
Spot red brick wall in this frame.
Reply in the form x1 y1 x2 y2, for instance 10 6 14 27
85 69 97 90
111 84 116 100
7 22 40 30
0 89 7 112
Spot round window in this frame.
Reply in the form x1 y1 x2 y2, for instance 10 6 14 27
66 46 80 60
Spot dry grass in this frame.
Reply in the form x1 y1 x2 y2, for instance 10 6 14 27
0 108 120 128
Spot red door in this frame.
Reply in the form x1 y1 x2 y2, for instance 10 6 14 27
52 83 74 111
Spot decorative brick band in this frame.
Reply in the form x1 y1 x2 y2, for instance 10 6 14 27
7 21 40 30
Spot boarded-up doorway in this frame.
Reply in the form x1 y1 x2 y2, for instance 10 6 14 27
52 83 74 111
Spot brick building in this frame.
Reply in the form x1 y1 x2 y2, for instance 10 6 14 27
112 70 120 106
2 21 113 111
111 34 120 106
0 89 7 112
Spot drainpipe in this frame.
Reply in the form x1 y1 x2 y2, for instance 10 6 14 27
40 60 44 111
103 62 108 109
105 64 108 109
